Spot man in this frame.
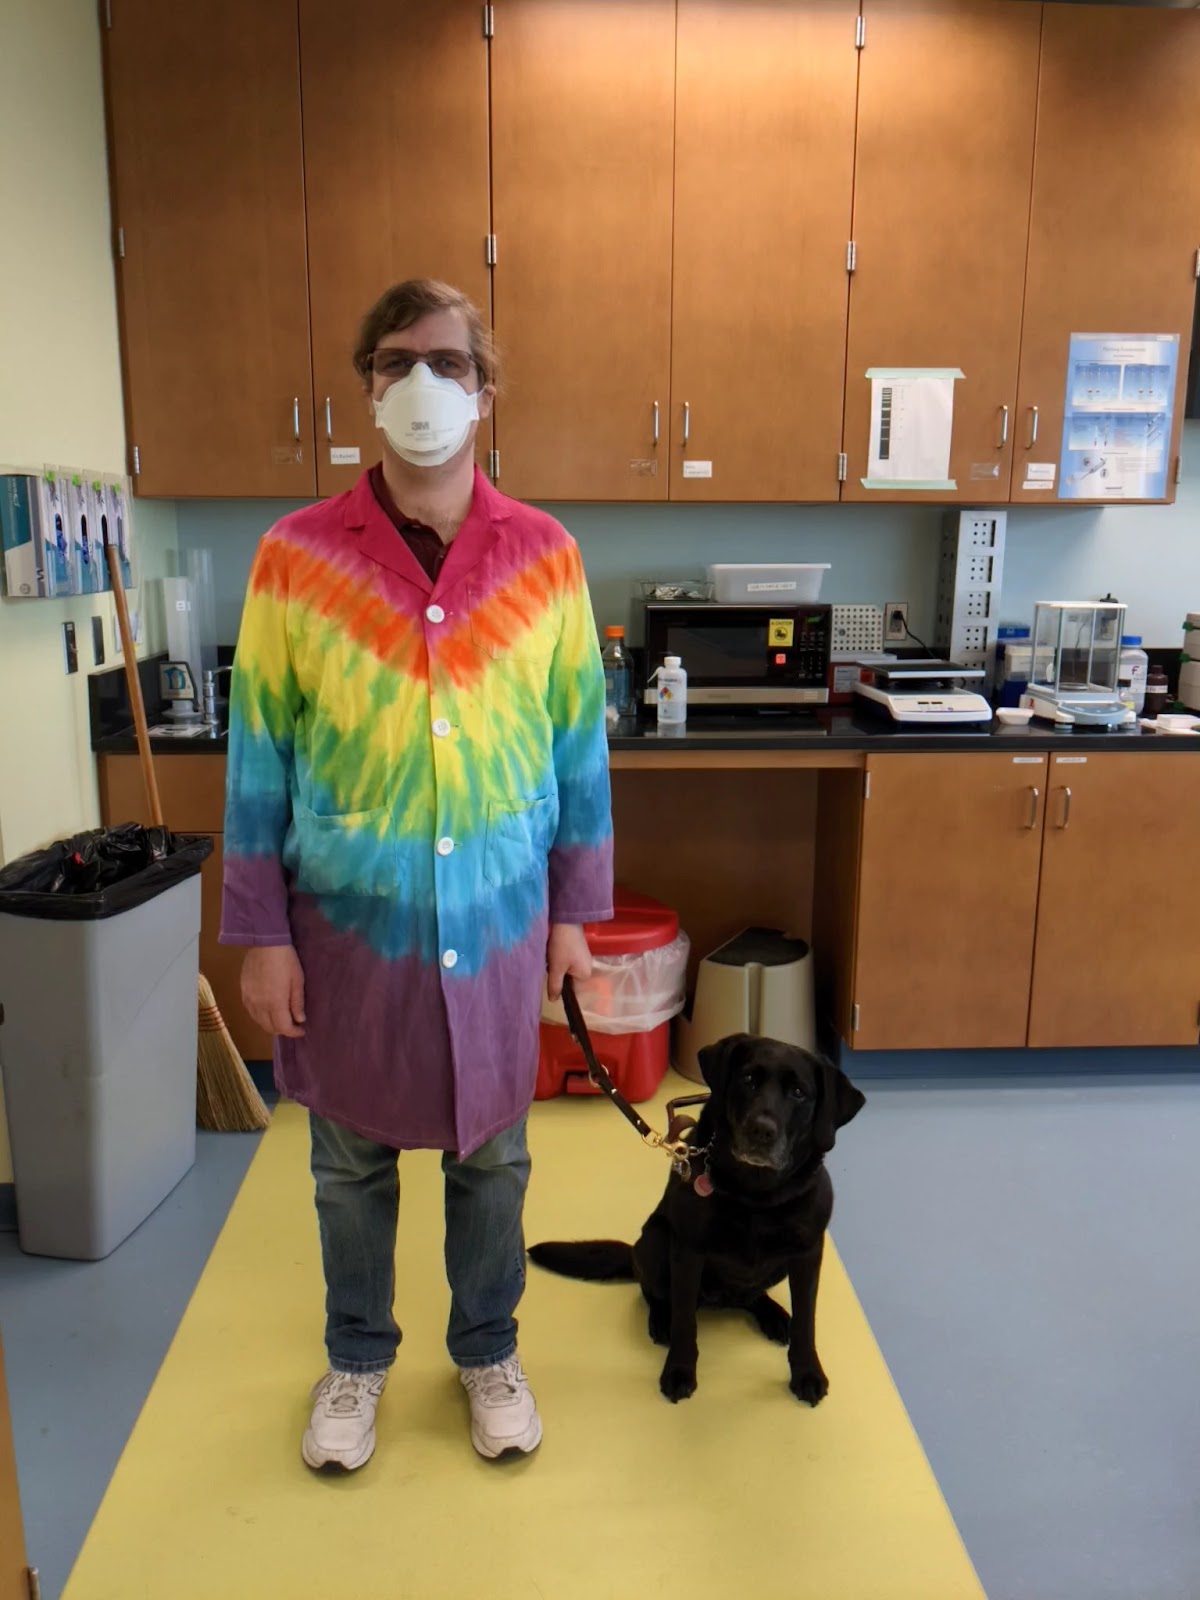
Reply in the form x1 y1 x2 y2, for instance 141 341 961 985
221 279 613 1472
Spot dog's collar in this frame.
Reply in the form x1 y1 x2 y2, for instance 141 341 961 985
693 1147 825 1204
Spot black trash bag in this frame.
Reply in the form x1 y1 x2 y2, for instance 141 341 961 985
0 824 212 921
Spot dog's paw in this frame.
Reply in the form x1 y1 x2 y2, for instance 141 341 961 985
752 1296 791 1345
789 1362 829 1407
659 1362 698 1403
647 1305 671 1346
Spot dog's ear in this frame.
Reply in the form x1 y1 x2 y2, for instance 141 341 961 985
813 1056 866 1154
697 1033 756 1095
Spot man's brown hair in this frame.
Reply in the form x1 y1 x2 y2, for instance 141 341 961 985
353 279 498 388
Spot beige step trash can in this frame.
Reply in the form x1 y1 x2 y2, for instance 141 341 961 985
675 927 815 1083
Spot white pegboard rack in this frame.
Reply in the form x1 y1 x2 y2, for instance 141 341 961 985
935 511 1007 675
830 604 884 655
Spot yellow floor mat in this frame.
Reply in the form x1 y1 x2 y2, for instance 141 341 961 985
65 1081 986 1600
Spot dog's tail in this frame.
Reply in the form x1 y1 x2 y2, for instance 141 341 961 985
527 1240 635 1281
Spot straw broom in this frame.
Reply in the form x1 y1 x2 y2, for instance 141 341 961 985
106 539 269 1133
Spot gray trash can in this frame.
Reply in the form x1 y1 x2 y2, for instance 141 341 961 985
0 827 210 1260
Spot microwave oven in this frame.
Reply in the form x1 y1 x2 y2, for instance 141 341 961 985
641 601 832 709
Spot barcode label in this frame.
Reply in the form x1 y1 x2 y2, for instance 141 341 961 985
878 385 893 462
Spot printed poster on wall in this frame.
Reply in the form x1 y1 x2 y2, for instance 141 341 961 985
1058 333 1178 500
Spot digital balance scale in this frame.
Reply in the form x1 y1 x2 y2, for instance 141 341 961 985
1018 600 1136 729
854 659 993 725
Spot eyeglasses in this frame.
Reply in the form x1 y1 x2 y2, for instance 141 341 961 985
369 347 477 383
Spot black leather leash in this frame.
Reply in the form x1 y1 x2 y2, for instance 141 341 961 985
560 974 709 1177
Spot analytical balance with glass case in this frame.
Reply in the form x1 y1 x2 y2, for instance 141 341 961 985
1021 600 1136 728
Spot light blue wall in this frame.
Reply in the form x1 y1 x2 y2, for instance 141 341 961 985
172 420 1200 650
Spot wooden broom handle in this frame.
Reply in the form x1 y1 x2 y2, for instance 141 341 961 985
106 540 164 829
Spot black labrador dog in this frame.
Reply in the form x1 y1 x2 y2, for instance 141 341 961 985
529 1034 865 1404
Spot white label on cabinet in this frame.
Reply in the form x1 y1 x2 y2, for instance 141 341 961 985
1055 755 1088 764
330 446 361 466
682 460 713 479
1023 462 1056 490
1012 756 1042 764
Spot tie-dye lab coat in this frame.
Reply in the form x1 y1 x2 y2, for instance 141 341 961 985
220 468 613 1157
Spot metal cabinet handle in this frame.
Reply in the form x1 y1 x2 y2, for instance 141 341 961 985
1060 786 1072 829
653 401 660 448
682 401 690 448
998 404 1009 448
292 397 301 441
1027 786 1040 829
324 397 333 441
1029 405 1039 447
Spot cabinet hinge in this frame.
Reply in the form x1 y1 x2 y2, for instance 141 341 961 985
863 769 871 800
483 3 494 38
116 226 125 259
485 234 497 267
855 14 865 49
132 445 140 477
1194 246 1200 280
488 448 499 482
851 1003 861 1032
837 451 848 482
846 240 857 273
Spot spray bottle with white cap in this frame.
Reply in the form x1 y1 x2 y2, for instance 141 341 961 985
652 654 688 728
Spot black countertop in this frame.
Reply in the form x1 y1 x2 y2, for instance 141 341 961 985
93 707 1200 759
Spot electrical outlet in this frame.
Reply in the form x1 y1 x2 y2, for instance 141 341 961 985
884 601 909 643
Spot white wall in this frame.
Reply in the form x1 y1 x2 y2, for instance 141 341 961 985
0 0 178 1184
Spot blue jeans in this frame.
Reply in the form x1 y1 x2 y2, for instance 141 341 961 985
309 1112 531 1374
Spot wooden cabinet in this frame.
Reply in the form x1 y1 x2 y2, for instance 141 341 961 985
1012 6 1200 507
850 753 1047 1049
669 0 857 503
1028 754 1200 1048
842 1 1041 504
97 755 272 1064
300 0 492 498
490 0 676 502
103 0 314 499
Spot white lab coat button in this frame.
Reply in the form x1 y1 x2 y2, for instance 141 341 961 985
436 837 455 857
432 718 451 738
426 604 445 624
441 949 458 970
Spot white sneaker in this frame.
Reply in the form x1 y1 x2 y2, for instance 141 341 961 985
301 1369 388 1472
459 1354 543 1459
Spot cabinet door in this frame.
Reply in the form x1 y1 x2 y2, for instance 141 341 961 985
300 0 492 498
103 0 314 498
668 0 857 503
1012 7 1200 506
491 1 676 501
852 753 1047 1049
842 1 1041 504
1029 754 1200 1047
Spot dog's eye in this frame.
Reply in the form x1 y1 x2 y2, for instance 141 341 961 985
789 1084 810 1101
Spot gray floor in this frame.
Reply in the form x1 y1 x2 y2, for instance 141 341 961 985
0 1130 264 1600
2 1064 1198 1600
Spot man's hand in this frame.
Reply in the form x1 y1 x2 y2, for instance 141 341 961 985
547 922 592 1002
242 945 307 1039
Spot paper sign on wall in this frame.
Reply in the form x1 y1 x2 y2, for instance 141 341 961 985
862 368 964 491
1058 334 1178 500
